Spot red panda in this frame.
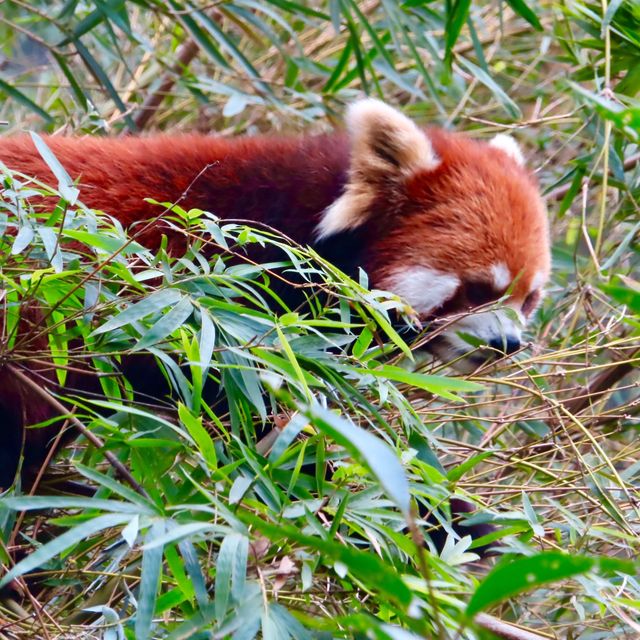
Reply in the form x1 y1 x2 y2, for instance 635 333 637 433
0 99 550 487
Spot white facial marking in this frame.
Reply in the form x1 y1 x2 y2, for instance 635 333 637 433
383 267 460 315
489 134 525 167
450 308 523 344
430 308 524 373
530 270 547 293
490 262 512 291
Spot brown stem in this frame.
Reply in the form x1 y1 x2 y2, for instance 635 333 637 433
133 39 200 131
8 414 70 549
563 347 639 416
6 364 148 498
475 614 552 640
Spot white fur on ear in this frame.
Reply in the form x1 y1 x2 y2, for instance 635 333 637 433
346 99 440 175
489 133 525 166
316 186 373 239
316 100 439 239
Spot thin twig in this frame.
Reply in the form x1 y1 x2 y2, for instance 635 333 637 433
7 414 71 549
6 363 148 498
475 614 553 640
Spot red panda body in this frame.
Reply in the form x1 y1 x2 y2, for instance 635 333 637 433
0 133 351 253
0 100 551 487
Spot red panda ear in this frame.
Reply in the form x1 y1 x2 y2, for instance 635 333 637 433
346 99 440 178
316 99 439 239
488 134 525 166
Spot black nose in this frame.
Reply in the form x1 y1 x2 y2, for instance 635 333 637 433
488 336 520 355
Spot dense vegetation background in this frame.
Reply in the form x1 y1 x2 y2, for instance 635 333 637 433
0 0 639 638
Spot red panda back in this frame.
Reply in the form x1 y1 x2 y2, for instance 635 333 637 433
1 134 351 250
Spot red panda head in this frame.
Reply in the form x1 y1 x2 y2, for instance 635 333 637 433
316 100 551 372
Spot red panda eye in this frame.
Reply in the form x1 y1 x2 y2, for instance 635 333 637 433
464 281 499 307
522 290 541 316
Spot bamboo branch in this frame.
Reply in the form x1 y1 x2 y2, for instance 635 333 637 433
475 613 553 640
133 38 200 131
7 364 148 498
562 347 639 416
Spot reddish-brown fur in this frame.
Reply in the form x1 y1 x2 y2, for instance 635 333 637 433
0 110 550 487
0 130 548 298
0 134 350 252
382 128 549 303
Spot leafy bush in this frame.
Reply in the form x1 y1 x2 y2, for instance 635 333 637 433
0 1 639 639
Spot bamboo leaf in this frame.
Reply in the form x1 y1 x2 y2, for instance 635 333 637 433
505 0 543 30
456 56 522 118
134 296 193 350
467 553 635 616
305 403 411 517
0 77 53 123
91 289 183 336
136 520 166 640
445 0 472 65
30 132 79 204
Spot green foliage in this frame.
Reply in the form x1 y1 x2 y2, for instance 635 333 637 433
0 152 491 639
466 552 635 617
0 1 639 639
